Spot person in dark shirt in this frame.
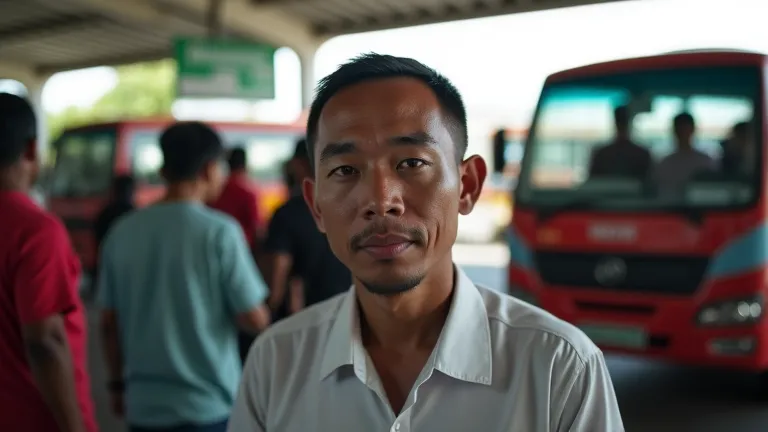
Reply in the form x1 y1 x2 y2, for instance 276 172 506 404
720 121 754 178
588 105 653 180
92 175 135 299
264 139 352 316
94 175 135 250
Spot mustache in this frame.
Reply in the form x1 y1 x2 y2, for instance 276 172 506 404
350 221 426 251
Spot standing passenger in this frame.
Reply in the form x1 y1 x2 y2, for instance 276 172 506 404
263 139 351 317
0 93 97 432
97 122 271 432
211 147 262 249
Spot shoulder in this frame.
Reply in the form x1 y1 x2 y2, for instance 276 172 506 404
478 286 601 367
21 207 70 247
246 292 348 361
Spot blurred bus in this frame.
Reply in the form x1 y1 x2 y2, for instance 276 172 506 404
499 50 768 385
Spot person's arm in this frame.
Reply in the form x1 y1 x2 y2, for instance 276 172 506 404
556 351 624 432
262 207 296 312
95 241 124 416
14 220 86 432
243 189 262 248
219 221 271 334
287 277 305 314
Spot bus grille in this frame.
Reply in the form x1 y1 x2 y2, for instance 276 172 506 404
534 251 710 295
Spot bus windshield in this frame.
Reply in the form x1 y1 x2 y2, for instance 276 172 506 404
516 65 761 211
49 127 116 197
129 126 302 185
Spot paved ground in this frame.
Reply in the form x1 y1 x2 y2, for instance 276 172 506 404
86 243 768 432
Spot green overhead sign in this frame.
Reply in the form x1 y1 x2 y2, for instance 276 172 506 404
174 37 276 100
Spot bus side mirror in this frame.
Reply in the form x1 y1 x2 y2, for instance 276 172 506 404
492 129 506 174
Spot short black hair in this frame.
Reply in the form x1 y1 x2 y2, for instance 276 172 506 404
0 93 37 167
112 175 134 199
674 112 695 129
614 105 630 127
228 147 247 171
305 53 467 167
160 121 224 182
293 138 308 161
732 121 751 138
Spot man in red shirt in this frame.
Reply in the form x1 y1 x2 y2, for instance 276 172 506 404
211 147 261 248
0 93 97 432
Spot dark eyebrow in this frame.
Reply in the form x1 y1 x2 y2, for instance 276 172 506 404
389 132 437 146
319 141 356 164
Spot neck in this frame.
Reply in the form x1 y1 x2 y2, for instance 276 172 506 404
230 169 247 177
0 166 29 193
164 182 205 203
357 256 455 351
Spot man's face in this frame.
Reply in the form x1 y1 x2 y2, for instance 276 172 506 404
303 77 486 296
674 123 694 145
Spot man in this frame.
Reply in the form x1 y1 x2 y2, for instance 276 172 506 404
263 139 351 317
98 122 271 432
92 175 135 299
588 105 653 180
211 147 262 248
0 93 97 432
654 112 717 198
229 54 623 431
720 121 754 178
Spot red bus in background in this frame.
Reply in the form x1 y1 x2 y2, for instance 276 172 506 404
46 118 305 275
500 50 768 382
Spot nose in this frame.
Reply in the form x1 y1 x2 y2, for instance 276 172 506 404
360 166 405 219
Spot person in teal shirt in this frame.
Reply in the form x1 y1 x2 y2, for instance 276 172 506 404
97 122 271 432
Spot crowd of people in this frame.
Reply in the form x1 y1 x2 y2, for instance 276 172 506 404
1 53 625 432
588 106 754 198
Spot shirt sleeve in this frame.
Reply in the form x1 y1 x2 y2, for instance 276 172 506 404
228 342 268 432
13 217 80 324
263 206 293 254
557 351 625 432
218 221 269 314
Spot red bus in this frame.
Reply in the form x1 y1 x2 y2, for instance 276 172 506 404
501 50 767 375
46 118 305 275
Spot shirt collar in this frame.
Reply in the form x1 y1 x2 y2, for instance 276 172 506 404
319 266 493 386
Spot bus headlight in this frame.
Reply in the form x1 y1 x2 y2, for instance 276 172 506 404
696 295 763 327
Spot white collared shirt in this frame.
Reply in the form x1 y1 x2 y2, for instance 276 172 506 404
228 266 624 432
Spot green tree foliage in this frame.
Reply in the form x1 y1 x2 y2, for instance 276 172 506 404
47 59 176 140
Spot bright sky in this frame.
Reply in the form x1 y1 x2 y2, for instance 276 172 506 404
35 0 766 134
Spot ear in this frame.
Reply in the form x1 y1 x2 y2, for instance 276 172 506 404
458 155 487 216
23 139 37 163
302 177 325 233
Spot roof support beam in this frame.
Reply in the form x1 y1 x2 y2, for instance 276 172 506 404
36 49 170 76
0 13 107 47
313 0 631 36
156 0 322 52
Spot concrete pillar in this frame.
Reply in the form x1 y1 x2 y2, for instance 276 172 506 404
295 43 320 109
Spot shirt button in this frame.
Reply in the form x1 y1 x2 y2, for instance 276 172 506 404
395 423 401 431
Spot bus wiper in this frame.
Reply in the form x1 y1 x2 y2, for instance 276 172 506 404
537 197 602 223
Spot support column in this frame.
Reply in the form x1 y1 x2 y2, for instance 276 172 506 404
295 43 320 109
